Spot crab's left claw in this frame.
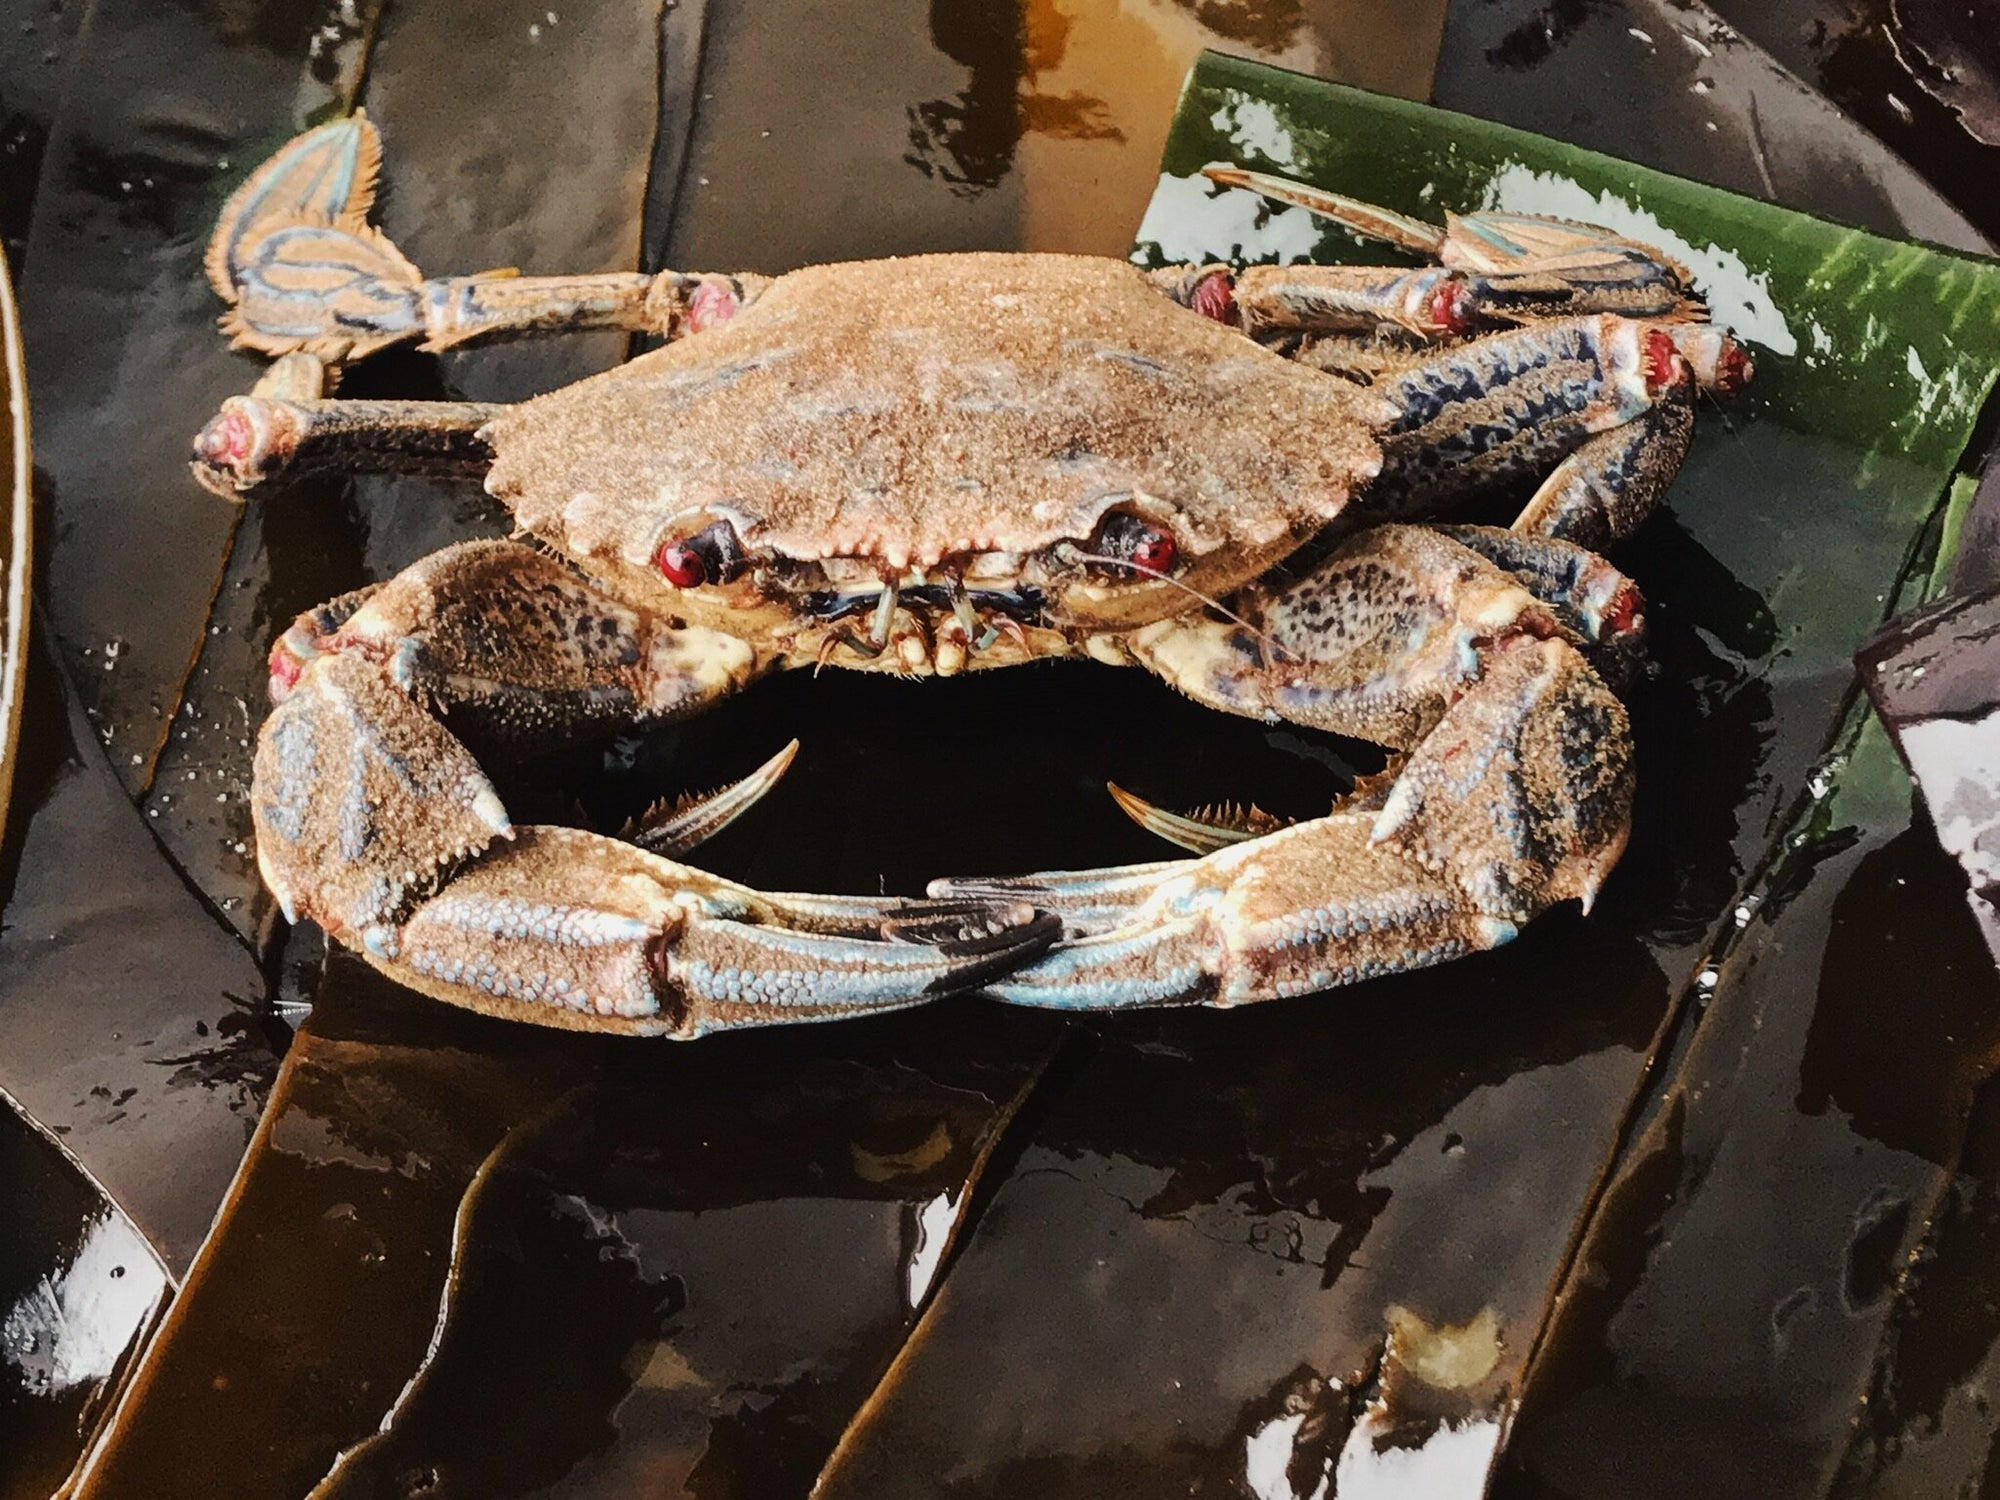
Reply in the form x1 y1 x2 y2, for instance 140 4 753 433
378 828 1061 1036
936 637 1632 1010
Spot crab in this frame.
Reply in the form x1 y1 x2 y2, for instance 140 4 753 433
191 115 1748 1038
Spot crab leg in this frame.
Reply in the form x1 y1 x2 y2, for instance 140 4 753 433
1200 165 1752 393
255 540 1056 1035
1149 259 1481 341
1429 526 1646 687
1293 319 1693 550
1505 402 1694 548
193 395 502 496
208 112 767 366
1230 263 1481 341
1127 524 1574 744
1425 526 1637 637
938 635 1631 1008
1369 315 1697 543
1202 164 1694 318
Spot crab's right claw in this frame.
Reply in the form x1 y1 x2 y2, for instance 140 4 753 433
935 638 1633 1011
934 817 1525 1010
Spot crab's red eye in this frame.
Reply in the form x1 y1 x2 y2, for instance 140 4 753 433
654 518 748 589
656 541 708 587
1090 511 1180 577
1132 530 1177 574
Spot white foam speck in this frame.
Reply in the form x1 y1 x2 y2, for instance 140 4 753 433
1134 173 1324 266
3 1213 166 1395
906 1191 956 1308
1209 95 1300 170
1245 1410 1331 1500
1477 163 1797 356
1333 1413 1504 1498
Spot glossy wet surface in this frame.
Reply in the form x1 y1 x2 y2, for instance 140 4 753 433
5 2 2000 1497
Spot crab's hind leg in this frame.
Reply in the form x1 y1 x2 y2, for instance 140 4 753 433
1201 164 1694 321
211 113 768 367
258 540 1055 1035
1501 395 1694 548
1197 166 1750 391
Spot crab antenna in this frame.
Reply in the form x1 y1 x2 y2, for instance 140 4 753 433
1060 550 1301 663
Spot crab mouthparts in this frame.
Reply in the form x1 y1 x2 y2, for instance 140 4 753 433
804 580 1049 670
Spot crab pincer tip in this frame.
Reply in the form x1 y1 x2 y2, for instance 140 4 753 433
472 786 513 837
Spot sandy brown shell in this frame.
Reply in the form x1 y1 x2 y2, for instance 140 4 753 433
484 253 1386 572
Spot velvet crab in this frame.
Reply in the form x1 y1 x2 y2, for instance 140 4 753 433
191 117 1748 1036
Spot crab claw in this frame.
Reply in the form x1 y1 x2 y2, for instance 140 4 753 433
252 609 1059 1037
1105 782 1290 856
934 638 1632 1010
621 740 800 856
378 828 1061 1036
